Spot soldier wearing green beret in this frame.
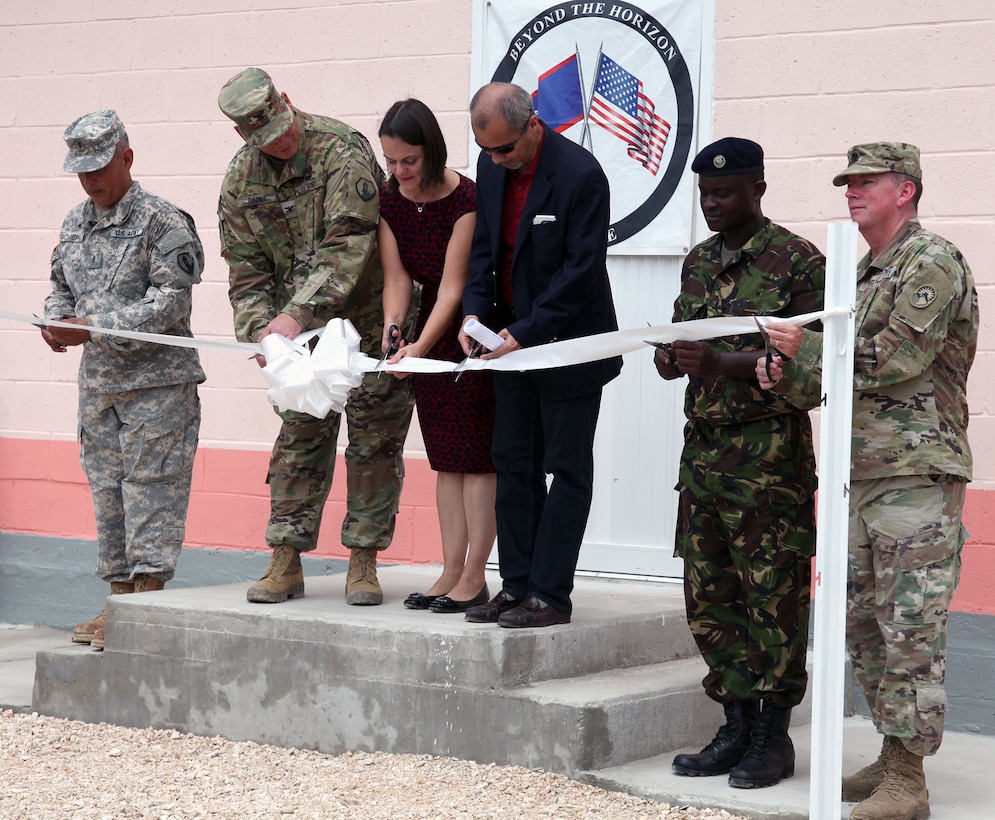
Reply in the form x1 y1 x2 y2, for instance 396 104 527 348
217 68 414 607
44 110 206 649
656 137 826 789
759 142 978 820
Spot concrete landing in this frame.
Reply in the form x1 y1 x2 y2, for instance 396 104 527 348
0 622 68 711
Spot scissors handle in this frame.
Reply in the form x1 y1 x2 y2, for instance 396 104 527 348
385 324 400 358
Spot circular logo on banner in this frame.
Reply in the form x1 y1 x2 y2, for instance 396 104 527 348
490 3 695 247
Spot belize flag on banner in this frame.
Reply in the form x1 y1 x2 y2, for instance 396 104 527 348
589 53 671 176
532 54 585 133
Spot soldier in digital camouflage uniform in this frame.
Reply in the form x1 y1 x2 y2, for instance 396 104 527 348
42 110 205 650
653 138 825 789
760 143 977 820
217 67 414 607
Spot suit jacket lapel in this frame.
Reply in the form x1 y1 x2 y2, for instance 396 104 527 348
514 127 555 258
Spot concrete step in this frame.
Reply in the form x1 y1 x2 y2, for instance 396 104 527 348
581 717 994 820
32 567 814 779
101 569 701 685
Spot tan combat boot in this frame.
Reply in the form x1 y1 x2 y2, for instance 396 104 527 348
133 573 165 593
843 735 900 802
246 545 305 603
72 581 134 645
850 741 929 820
92 574 167 649
345 547 383 606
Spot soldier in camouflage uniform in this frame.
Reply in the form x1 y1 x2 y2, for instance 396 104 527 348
217 68 414 607
654 138 825 789
760 143 977 820
42 111 205 650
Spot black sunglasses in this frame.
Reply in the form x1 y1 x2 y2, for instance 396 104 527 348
475 118 532 155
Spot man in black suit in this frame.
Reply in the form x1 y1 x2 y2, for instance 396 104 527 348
460 82 622 628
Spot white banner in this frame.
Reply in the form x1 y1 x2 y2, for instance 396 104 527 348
477 0 702 255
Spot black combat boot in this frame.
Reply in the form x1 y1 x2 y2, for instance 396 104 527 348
672 700 759 776
728 700 795 788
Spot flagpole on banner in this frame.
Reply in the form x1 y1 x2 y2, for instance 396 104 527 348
575 43 593 152
581 45 605 154
809 221 858 819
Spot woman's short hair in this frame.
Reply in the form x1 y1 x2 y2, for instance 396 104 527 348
378 99 447 192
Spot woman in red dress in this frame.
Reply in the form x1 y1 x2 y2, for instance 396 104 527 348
378 99 497 613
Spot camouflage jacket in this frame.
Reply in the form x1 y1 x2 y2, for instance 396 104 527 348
786 219 977 480
219 110 386 343
675 219 826 425
45 182 205 393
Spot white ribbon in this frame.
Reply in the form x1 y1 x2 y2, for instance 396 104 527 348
1 307 846 419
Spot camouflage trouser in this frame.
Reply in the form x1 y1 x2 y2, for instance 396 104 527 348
847 474 967 757
676 415 816 708
78 382 201 583
265 369 413 552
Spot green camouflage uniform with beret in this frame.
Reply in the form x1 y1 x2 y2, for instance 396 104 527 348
218 81 413 554
46 111 205 584
674 218 825 708
781 142 978 756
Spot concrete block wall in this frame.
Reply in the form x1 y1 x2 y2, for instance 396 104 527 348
0 1 471 564
711 1 995 612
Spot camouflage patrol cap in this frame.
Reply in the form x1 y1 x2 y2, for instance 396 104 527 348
692 137 764 177
63 110 127 173
832 142 922 186
218 67 294 148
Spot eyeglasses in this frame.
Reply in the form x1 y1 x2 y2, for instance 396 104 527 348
475 118 532 155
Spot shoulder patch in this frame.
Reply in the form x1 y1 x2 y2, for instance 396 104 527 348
909 284 937 309
893 274 955 333
356 178 377 201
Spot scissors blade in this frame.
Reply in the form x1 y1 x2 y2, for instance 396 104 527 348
454 341 482 382
754 316 777 382
377 325 400 378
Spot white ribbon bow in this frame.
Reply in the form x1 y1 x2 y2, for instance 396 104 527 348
260 319 379 419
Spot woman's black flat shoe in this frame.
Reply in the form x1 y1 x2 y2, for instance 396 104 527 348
404 592 441 610
429 584 490 614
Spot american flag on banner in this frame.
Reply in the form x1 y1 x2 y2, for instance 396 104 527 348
589 53 671 175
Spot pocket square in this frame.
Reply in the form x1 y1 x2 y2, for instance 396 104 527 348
532 214 556 225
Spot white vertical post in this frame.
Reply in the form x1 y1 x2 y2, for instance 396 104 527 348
809 221 858 819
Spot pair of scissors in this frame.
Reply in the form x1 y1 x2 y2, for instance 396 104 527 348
453 341 482 382
754 316 786 383
377 325 400 378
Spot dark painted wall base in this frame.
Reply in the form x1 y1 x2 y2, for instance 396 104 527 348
842 610 995 739
0 533 348 629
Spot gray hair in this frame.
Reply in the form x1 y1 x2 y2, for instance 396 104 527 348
470 83 535 131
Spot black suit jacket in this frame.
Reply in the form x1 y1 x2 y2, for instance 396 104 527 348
464 124 622 400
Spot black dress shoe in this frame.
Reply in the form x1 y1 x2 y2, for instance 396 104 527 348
497 594 570 628
403 592 442 610
429 584 490 614
464 589 521 623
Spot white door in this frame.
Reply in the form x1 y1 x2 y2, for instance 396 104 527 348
580 255 687 578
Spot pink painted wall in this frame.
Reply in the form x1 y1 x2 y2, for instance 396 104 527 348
2 2 993 610
710 1 995 615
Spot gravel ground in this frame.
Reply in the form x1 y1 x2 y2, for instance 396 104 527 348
1 711 751 820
